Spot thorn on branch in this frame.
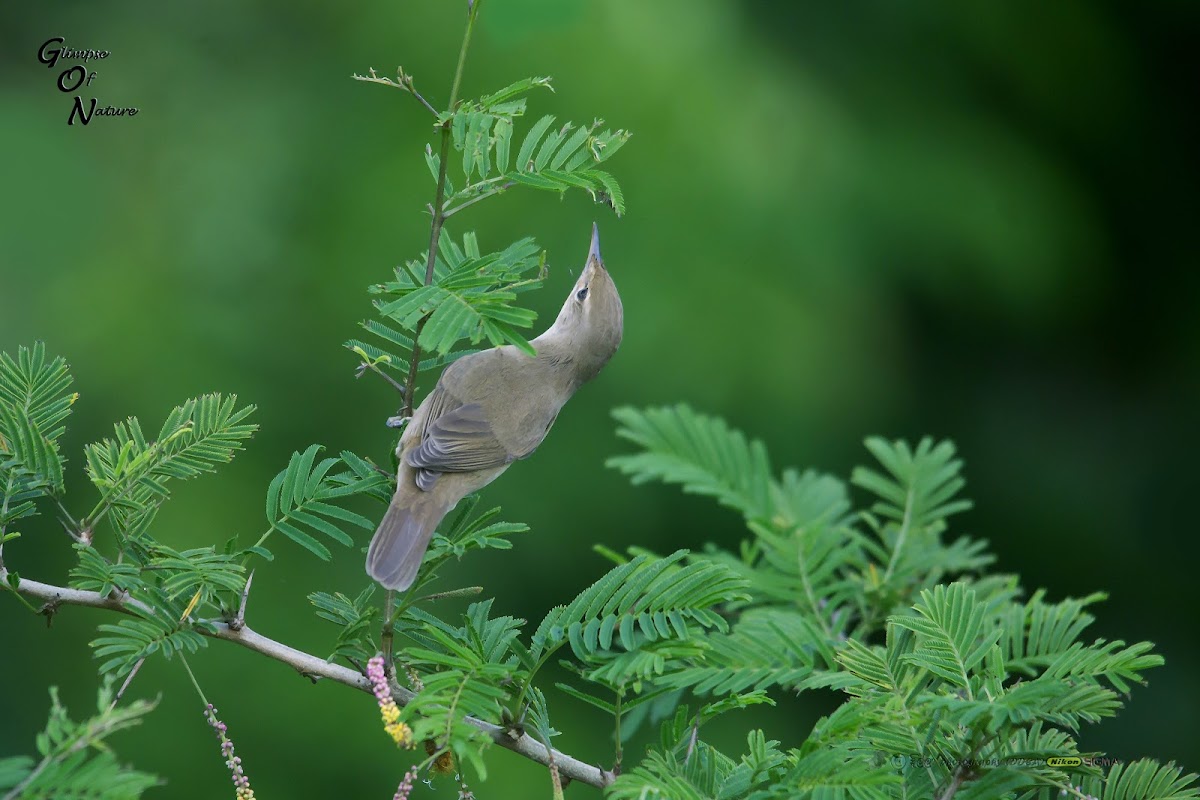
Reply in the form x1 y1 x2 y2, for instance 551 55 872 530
230 570 254 632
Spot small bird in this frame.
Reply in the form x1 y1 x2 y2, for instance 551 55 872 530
366 223 624 590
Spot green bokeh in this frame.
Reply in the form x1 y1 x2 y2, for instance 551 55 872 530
2 1 1197 796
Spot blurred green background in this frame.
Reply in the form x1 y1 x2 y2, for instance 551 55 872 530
2 1 1197 796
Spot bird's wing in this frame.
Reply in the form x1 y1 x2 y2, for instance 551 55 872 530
404 392 513 474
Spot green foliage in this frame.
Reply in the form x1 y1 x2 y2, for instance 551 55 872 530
412 74 631 216
150 544 246 608
444 108 630 216
609 404 777 521
0 684 159 799
1100 760 1200 800
350 231 547 364
309 585 379 665
602 404 1189 800
608 711 792 800
83 394 257 538
659 607 839 696
0 342 76 527
92 600 210 678
70 543 146 597
852 436 992 614
261 444 386 561
531 550 749 666
397 601 523 779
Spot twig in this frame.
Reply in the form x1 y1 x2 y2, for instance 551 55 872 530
936 731 995 800
1 569 617 789
358 360 409 396
378 0 480 668
352 68 440 118
108 658 145 711
442 181 515 218
400 2 479 419
938 769 967 800
230 569 254 631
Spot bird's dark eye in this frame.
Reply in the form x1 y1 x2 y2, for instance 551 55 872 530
576 286 589 301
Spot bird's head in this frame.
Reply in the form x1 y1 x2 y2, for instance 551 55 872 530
540 223 624 383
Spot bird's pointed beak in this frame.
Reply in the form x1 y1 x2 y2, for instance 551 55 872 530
588 222 603 267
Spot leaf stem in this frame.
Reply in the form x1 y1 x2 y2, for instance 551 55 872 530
512 647 560 718
1 580 42 614
180 652 211 707
881 485 916 585
443 181 516 218
351 69 440 118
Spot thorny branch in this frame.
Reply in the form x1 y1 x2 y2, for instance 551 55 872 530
2 569 617 790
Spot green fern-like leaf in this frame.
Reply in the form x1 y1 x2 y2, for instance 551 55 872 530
889 583 999 691
5 685 159 798
90 603 209 678
149 544 246 608
779 744 901 800
350 232 545 366
852 437 972 530
530 550 750 670
426 501 529 559
852 437 980 600
0 756 34 792
399 604 522 780
262 445 385 561
83 394 257 537
0 343 77 523
436 89 631 216
662 608 836 697
606 750 715 800
1099 758 1200 800
609 722 789 800
607 405 777 522
69 543 147 597
309 585 378 664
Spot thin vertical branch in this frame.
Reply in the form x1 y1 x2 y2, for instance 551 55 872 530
401 4 479 418
613 690 624 774
381 588 397 673
383 4 481 669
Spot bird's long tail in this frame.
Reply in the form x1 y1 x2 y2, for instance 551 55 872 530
366 494 450 591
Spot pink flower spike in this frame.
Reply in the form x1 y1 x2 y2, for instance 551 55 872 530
204 704 256 800
394 768 417 800
367 655 414 749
